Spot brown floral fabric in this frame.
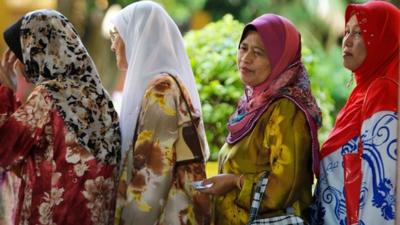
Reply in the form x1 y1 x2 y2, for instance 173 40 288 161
114 74 211 225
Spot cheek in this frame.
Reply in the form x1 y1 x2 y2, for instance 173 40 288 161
356 42 367 63
116 48 128 71
236 52 241 65
259 62 271 78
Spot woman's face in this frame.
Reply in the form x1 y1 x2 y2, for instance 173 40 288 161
110 29 128 72
342 14 367 71
237 31 271 87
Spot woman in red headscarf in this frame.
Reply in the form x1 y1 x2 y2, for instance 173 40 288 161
312 2 399 225
198 14 321 225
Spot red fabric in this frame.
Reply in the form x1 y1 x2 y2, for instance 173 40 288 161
0 87 117 225
0 84 19 115
343 151 362 225
320 1 399 224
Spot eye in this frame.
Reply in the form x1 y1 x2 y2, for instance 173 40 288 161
353 31 362 37
239 44 248 51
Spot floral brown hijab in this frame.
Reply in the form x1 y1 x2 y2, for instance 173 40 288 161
19 9 120 165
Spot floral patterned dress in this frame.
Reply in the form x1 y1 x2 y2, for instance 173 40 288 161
0 84 119 225
114 74 211 225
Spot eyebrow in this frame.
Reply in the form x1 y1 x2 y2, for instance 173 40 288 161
253 46 265 52
241 42 265 51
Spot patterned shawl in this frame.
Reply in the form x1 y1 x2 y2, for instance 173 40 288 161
19 9 121 165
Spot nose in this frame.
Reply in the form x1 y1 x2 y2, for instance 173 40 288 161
343 34 353 48
110 41 116 52
241 51 254 64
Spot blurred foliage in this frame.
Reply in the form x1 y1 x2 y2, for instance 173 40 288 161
204 0 399 22
184 15 335 160
184 15 243 160
108 0 206 26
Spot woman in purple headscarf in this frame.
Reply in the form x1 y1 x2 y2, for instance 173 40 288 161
199 14 321 224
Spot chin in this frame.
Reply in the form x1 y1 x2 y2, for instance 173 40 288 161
117 64 127 72
343 62 354 71
239 76 253 86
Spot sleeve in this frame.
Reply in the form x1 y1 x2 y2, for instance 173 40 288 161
175 162 212 224
0 86 51 172
236 99 312 211
173 75 211 223
116 75 180 223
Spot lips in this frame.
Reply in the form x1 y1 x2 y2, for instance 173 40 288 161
240 66 253 74
343 51 353 57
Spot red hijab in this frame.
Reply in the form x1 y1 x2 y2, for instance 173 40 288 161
320 1 399 159
227 14 322 174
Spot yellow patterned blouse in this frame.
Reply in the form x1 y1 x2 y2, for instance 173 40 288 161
215 98 313 225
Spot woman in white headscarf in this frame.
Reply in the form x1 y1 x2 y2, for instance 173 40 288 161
110 1 211 225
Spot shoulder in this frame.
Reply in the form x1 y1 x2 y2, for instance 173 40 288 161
144 73 190 100
25 85 53 106
271 98 297 108
363 77 397 118
145 73 180 94
259 97 306 124
266 98 302 116
366 77 397 97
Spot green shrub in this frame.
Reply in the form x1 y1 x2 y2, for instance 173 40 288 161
184 15 334 160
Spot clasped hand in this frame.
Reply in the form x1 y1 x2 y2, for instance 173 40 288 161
0 49 20 91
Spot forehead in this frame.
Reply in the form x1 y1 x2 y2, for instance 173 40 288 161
242 31 264 45
346 14 359 27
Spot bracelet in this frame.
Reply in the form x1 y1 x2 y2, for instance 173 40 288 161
236 174 244 189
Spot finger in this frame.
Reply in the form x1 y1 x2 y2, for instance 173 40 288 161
197 187 213 194
202 179 213 185
8 51 17 64
13 60 24 77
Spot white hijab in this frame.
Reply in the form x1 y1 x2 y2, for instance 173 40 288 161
111 1 207 164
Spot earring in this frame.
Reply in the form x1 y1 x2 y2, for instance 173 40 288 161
346 74 354 88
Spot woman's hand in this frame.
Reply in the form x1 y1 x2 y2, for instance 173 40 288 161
197 173 242 195
0 49 18 91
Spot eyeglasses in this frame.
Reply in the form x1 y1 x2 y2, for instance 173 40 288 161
109 28 119 42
